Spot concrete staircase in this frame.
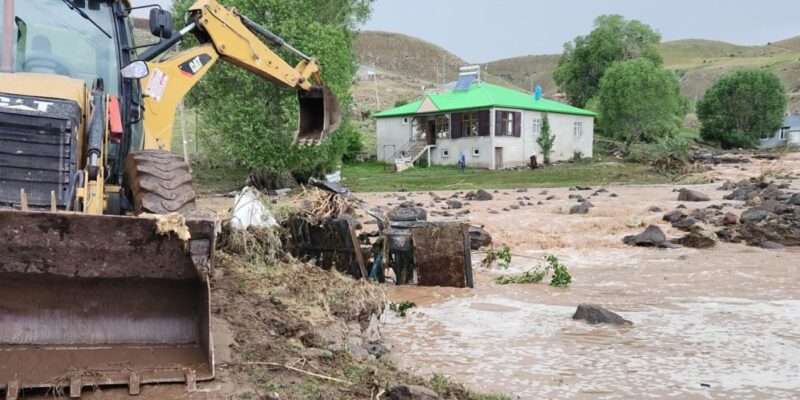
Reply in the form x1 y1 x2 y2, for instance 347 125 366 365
394 141 434 172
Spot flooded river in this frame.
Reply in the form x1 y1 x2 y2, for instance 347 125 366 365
365 156 800 399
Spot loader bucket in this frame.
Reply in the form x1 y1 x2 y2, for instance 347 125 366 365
0 210 216 397
295 85 341 145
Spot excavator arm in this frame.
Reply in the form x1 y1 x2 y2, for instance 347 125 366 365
134 0 341 150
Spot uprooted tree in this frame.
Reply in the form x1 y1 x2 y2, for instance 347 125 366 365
697 69 787 149
172 0 373 181
536 113 555 164
554 14 662 108
598 58 687 151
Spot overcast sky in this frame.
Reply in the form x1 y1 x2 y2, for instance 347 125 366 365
135 1 800 62
362 0 800 62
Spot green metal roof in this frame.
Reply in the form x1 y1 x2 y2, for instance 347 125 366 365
372 82 596 118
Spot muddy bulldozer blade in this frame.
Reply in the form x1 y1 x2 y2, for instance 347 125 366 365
0 210 216 397
295 85 341 145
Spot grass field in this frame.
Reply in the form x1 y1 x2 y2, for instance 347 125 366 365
341 157 669 192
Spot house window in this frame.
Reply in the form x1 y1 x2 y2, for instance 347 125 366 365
435 115 450 139
501 112 514 136
463 111 480 137
779 127 789 140
472 148 480 157
441 149 450 158
574 121 583 137
402 117 409 125
532 118 542 134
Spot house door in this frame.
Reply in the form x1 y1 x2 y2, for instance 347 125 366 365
426 120 436 145
494 147 503 169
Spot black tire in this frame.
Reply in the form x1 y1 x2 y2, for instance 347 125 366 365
124 150 196 215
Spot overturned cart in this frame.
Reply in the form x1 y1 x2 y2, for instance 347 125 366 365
0 211 216 397
288 180 473 288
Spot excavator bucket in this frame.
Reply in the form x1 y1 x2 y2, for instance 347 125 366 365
0 210 216 397
295 85 342 145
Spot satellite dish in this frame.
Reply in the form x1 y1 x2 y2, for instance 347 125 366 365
534 85 542 101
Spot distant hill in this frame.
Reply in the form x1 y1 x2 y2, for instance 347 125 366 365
353 31 800 113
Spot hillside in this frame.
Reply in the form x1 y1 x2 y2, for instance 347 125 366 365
352 31 524 115
353 31 800 113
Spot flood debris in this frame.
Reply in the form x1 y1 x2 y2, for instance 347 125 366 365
573 304 632 325
288 179 475 288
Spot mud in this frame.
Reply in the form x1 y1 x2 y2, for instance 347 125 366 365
363 153 800 399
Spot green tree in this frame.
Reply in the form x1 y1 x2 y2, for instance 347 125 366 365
697 69 787 149
171 0 373 180
554 15 662 108
536 114 555 164
598 58 686 151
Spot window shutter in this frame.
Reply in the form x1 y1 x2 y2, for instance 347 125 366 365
478 110 490 136
513 112 521 137
451 113 462 138
495 110 503 137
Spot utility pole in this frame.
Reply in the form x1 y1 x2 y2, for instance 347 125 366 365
369 66 380 109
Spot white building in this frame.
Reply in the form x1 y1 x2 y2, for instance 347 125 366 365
760 114 800 148
372 80 596 170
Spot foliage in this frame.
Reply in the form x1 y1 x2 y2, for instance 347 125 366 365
536 113 555 164
497 245 512 269
388 301 416 317
494 255 571 287
481 245 512 269
394 99 410 107
494 269 546 285
626 136 690 163
697 69 787 149
171 0 374 179
598 58 687 151
546 255 572 287
572 150 584 162
554 15 662 108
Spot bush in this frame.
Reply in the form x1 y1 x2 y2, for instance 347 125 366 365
697 69 786 149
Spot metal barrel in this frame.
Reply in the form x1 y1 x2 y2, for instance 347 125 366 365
295 85 342 145
0 210 216 396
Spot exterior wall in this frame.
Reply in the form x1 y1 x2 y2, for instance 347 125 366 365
375 109 594 169
428 136 494 169
376 117 413 162
759 127 800 149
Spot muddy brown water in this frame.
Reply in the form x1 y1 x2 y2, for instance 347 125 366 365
365 154 800 399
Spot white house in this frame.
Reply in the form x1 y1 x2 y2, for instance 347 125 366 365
372 77 596 170
760 114 800 148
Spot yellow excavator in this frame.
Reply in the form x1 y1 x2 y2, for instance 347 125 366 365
0 0 340 397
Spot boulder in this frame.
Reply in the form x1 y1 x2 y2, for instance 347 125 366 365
474 189 493 201
717 181 736 191
677 188 711 202
445 199 463 209
623 225 667 247
790 193 800 206
673 225 718 249
672 217 698 231
662 210 686 223
386 385 440 400
740 209 769 224
722 212 739 226
569 203 590 215
649 206 663 213
469 226 493 249
573 304 632 325
760 241 785 250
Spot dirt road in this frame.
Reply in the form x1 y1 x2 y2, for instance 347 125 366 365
359 153 800 399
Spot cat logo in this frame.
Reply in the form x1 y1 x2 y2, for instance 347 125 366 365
0 96 53 113
178 54 213 77
188 57 203 74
